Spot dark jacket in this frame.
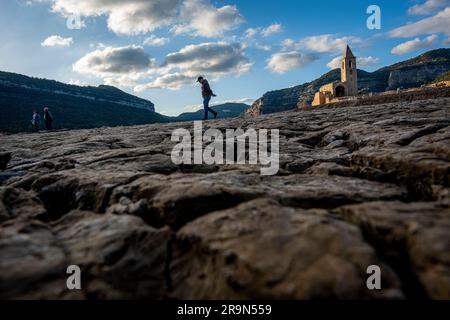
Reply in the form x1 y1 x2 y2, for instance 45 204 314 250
201 80 214 98
44 111 53 123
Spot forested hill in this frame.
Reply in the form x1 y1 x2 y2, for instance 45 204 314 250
0 71 165 133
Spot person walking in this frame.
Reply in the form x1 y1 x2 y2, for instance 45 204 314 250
31 109 40 132
197 76 218 120
43 107 54 130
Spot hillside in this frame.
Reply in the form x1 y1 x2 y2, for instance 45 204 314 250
430 70 450 84
247 48 450 115
1 97 449 299
0 71 251 133
171 103 249 121
0 71 166 133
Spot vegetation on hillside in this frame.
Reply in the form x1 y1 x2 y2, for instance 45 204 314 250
0 84 166 133
430 70 450 84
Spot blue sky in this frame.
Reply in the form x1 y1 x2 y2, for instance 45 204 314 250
0 0 449 115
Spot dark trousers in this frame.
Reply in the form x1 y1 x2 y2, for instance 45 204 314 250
45 121 52 130
203 96 216 120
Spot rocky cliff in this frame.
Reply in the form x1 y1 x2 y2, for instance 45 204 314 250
0 72 155 112
0 96 449 299
0 71 164 133
247 48 450 116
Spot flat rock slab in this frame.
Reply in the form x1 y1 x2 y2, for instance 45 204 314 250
107 172 406 229
337 201 450 299
0 212 171 299
0 98 449 299
0 152 11 170
170 199 403 299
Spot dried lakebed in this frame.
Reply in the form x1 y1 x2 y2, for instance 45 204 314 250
0 98 449 299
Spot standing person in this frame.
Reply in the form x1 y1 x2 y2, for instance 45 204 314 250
43 107 53 130
197 76 218 120
31 109 40 132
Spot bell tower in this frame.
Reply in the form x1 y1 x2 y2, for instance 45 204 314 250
341 45 358 96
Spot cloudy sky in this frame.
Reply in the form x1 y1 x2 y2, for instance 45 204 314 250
0 0 449 115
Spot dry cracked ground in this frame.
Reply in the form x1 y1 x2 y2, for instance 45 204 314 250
0 98 449 299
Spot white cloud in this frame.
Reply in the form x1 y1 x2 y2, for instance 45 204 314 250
90 43 106 49
73 45 155 77
41 35 73 47
326 56 342 69
408 0 450 15
171 0 244 38
143 35 170 47
46 0 243 37
135 73 196 91
281 38 295 50
163 42 252 77
134 42 252 91
245 23 283 39
254 44 272 51
68 79 88 86
245 28 260 38
103 72 149 87
279 34 361 73
358 56 380 67
261 23 283 37
391 34 438 55
282 34 361 53
326 55 380 69
267 52 318 74
26 0 52 5
51 0 179 35
390 7 450 37
74 41 252 92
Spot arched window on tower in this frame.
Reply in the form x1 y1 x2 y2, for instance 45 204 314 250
349 60 353 68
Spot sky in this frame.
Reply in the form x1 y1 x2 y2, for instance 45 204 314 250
0 0 449 116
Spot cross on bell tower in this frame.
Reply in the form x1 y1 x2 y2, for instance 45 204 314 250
341 45 358 96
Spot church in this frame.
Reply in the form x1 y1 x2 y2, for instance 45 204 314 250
312 45 358 106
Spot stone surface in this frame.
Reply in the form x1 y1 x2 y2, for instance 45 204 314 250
0 151 11 170
337 201 450 299
0 212 171 299
170 199 403 299
0 97 449 299
0 187 46 222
